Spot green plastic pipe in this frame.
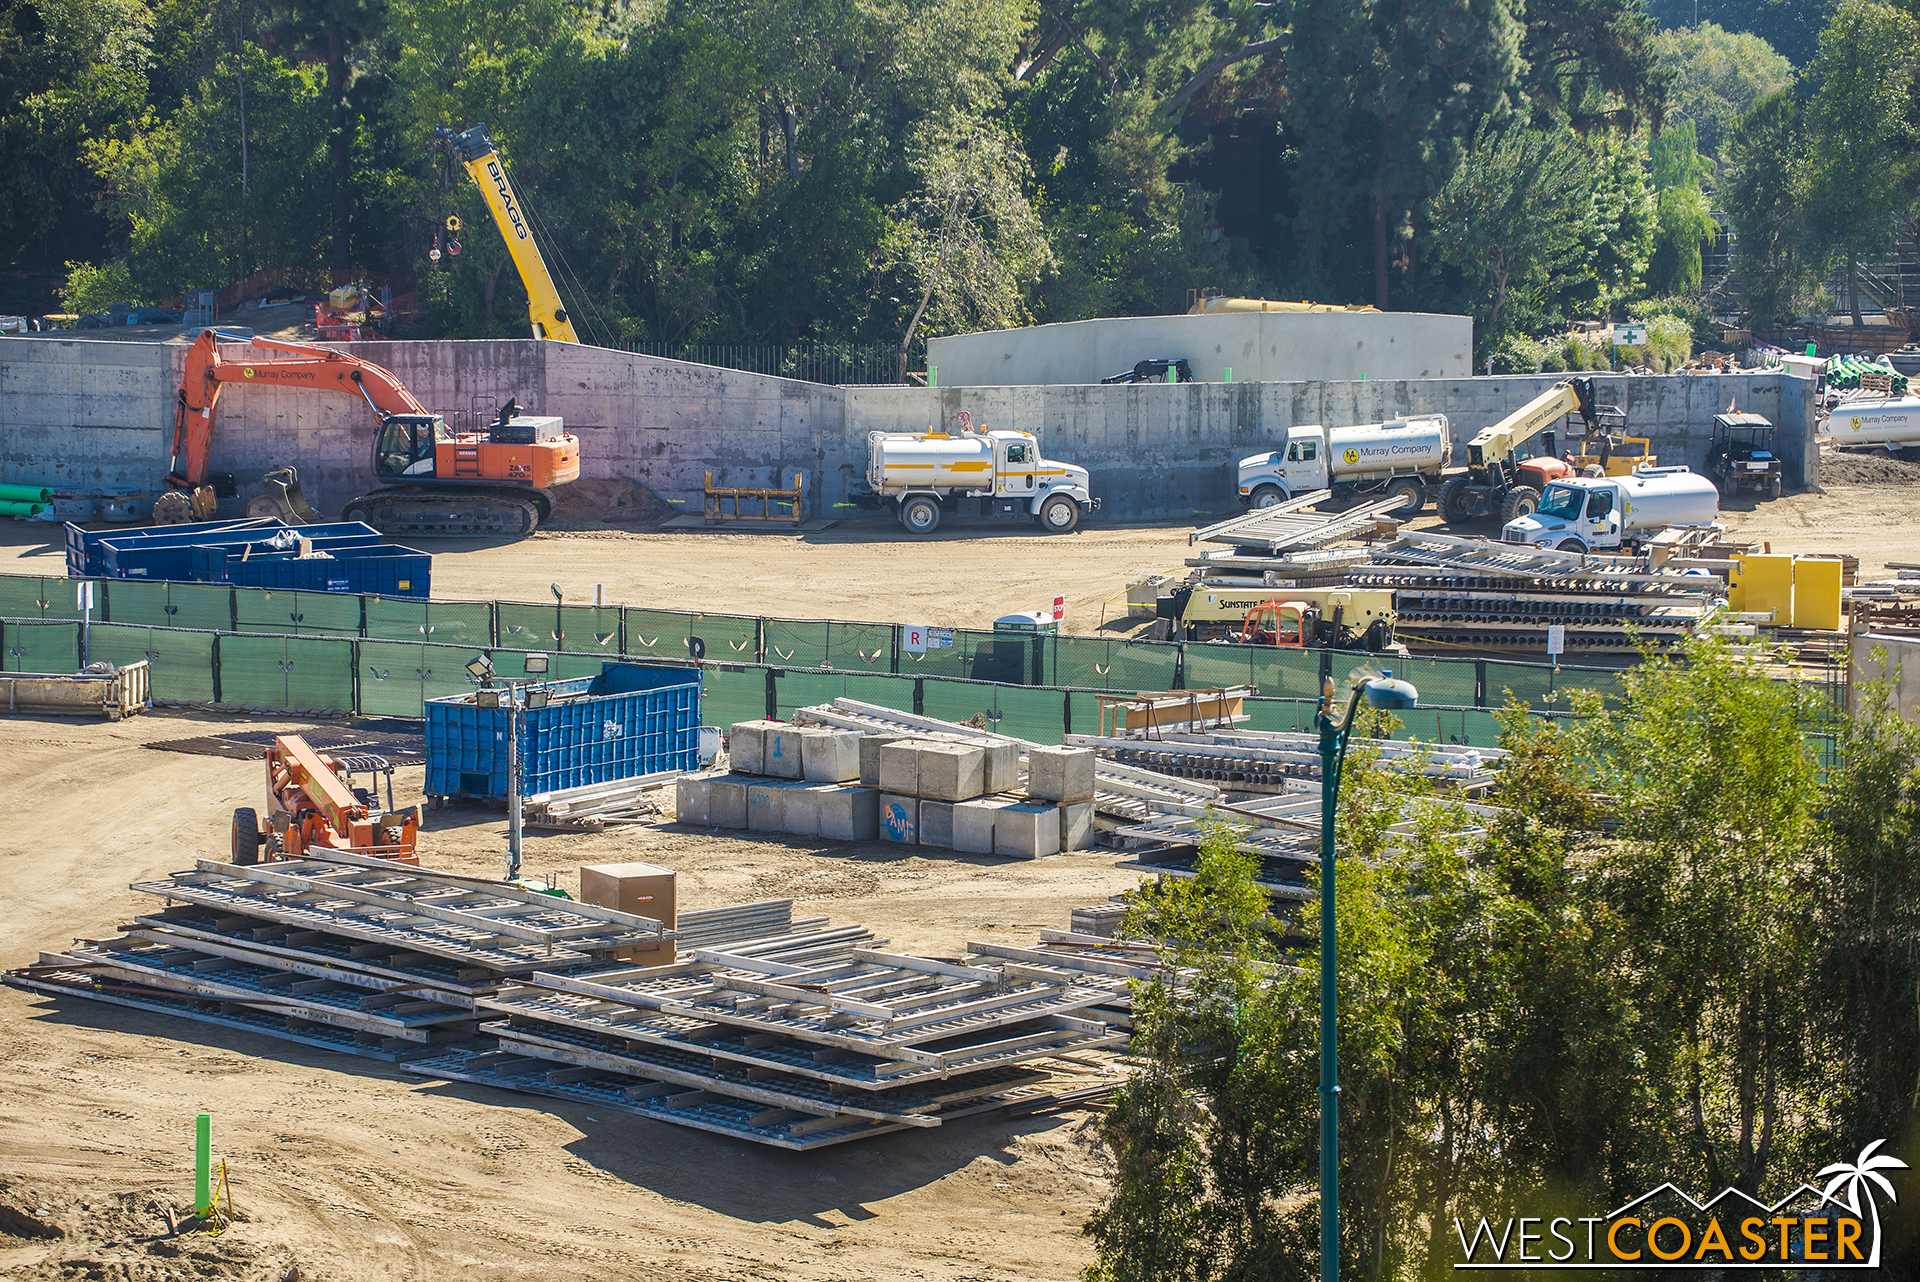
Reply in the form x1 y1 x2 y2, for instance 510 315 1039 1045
0 484 51 502
195 1113 210 1214
0 501 46 517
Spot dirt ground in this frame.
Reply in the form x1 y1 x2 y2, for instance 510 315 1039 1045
0 709 1141 1281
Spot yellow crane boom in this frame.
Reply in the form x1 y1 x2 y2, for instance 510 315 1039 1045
1464 378 1597 467
435 123 580 344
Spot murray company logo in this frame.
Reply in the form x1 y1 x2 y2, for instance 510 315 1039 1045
1454 1141 1907 1269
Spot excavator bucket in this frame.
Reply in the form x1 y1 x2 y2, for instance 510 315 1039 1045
245 467 321 525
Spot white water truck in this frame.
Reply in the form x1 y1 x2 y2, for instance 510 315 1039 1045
1499 466 1720 553
1236 415 1452 515
1829 395 1920 449
855 414 1098 535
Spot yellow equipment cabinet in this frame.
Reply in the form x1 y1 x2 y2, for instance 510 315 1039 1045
435 123 580 344
1789 557 1842 630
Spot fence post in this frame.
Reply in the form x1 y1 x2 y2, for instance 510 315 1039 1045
765 667 779 719
211 633 223 704
1062 688 1072 736
1319 649 1334 690
1172 643 1185 691
351 639 361 714
1475 660 1487 708
890 624 901 675
913 678 924 716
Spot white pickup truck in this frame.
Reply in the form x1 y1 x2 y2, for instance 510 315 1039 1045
1237 416 1451 515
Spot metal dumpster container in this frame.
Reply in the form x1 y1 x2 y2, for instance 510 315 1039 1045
187 543 431 597
425 662 701 803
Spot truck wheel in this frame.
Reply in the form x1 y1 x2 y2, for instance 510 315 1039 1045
1555 538 1587 554
1250 484 1285 510
1437 477 1472 524
900 495 941 535
1769 474 1783 499
1038 494 1080 534
232 808 263 866
1385 478 1425 516
1499 487 1541 523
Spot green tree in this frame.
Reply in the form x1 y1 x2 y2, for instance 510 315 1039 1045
1653 22 1794 163
1426 120 1594 339
1802 0 1919 325
1647 0 1838 69
1574 635 1824 1196
1724 88 1820 328
1645 184 1718 296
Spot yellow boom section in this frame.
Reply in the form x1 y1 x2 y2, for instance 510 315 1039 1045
1464 378 1595 467
436 124 580 344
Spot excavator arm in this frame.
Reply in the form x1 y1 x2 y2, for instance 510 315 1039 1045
436 124 580 344
1464 377 1597 467
163 329 434 524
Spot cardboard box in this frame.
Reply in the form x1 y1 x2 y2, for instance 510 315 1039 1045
579 860 676 963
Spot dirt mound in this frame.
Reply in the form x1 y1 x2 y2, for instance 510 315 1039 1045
543 476 669 529
1819 440 1920 485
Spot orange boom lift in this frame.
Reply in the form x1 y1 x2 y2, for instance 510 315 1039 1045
232 735 421 865
161 329 580 536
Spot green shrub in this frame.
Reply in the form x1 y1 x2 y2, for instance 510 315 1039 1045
59 260 143 316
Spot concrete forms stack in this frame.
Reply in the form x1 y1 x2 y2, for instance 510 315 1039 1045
1350 531 1724 652
5 856 1128 1148
676 707 1170 857
409 934 1132 1149
1066 729 1505 797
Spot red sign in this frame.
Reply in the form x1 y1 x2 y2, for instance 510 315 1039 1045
1052 595 1066 622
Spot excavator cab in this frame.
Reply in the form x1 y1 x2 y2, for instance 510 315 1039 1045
375 415 448 481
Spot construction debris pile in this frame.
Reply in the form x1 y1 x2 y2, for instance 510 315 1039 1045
3 852 1131 1150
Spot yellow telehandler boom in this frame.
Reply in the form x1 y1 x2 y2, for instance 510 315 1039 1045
435 123 580 344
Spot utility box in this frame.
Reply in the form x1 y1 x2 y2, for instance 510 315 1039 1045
426 662 701 802
578 861 676 964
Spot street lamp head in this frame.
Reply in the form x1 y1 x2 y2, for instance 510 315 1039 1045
1361 669 1419 710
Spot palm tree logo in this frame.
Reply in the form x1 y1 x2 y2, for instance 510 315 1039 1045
1819 1139 1909 1267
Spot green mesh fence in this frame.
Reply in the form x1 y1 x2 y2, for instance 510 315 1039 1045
364 596 492 648
1244 647 1325 700
898 631 975 680
920 678 999 729
39 577 97 622
0 576 45 619
489 649 609 683
1066 689 1105 736
1399 656 1479 708
420 643 484 704
167 584 236 632
214 634 353 710
700 666 767 728
1555 669 1624 708
824 621 895 672
987 684 1067 744
497 602 564 650
358 639 433 717
763 619 830 668
1485 660 1556 710
233 588 362 637
772 669 915 719
1051 637 1180 691
1242 698 1320 734
1179 644 1255 693
87 623 217 702
101 580 173 628
621 608 693 660
557 604 622 655
3 620 77 671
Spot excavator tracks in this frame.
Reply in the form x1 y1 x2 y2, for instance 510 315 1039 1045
341 488 546 539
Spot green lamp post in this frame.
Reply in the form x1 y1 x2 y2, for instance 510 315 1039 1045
1317 668 1418 1282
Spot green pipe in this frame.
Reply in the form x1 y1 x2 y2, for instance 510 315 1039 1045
0 501 47 517
0 484 50 502
195 1113 210 1214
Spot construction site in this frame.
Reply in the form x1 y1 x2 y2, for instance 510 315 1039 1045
2 278 1920 1281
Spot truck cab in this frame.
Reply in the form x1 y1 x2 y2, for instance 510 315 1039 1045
1238 428 1329 506
1503 479 1625 552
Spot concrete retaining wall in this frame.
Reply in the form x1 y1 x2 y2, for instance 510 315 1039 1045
0 336 1818 522
926 311 1474 386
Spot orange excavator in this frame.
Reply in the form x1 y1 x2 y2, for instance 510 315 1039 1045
161 329 580 536
232 735 421 865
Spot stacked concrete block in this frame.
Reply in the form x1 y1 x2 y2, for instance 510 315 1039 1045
977 740 1021 794
915 743 986 802
919 800 955 848
761 726 813 779
879 794 919 843
1057 800 1096 851
803 731 862 783
953 797 1014 854
878 741 922 796
859 734 907 786
726 720 785 774
748 780 798 832
675 776 712 825
994 801 1063 859
708 776 749 828
1027 745 1096 803
818 785 880 841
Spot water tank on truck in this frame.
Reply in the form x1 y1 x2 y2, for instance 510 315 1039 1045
1237 415 1451 515
1500 466 1719 553
861 418 1098 535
